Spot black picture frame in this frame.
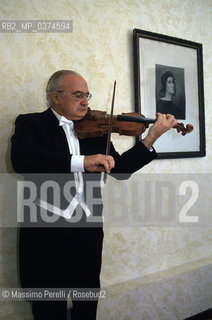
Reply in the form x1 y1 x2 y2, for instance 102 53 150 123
133 29 206 159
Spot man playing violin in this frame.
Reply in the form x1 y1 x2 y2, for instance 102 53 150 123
11 70 178 320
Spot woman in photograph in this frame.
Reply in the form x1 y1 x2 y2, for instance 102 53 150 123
156 71 183 119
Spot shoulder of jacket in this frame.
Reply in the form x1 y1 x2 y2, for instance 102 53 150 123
15 108 50 123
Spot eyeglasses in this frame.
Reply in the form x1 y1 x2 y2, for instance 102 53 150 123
57 90 92 101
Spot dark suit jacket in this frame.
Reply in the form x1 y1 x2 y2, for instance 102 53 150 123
11 108 157 288
11 108 156 174
11 108 156 222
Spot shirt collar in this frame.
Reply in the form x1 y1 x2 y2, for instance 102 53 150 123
51 108 74 128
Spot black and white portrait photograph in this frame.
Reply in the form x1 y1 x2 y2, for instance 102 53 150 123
133 29 205 158
156 65 185 120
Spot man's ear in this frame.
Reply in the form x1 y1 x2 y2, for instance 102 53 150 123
52 91 61 105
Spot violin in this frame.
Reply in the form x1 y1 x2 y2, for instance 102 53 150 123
75 81 193 183
74 108 193 139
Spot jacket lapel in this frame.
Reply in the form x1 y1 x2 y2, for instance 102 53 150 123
41 108 69 152
40 108 107 155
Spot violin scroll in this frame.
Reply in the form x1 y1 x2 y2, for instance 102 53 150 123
174 123 193 136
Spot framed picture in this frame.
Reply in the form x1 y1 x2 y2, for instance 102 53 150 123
133 29 206 159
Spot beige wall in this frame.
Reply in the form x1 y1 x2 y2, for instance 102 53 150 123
0 0 212 319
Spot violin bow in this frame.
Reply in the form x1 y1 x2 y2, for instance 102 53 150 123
104 80 116 183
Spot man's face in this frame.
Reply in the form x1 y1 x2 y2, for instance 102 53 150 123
52 73 89 120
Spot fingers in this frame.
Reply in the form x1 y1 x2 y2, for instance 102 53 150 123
102 155 115 173
156 113 178 127
143 113 179 149
165 113 178 127
95 155 115 173
84 154 115 173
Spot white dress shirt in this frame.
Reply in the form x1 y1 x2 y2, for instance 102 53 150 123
35 109 91 219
